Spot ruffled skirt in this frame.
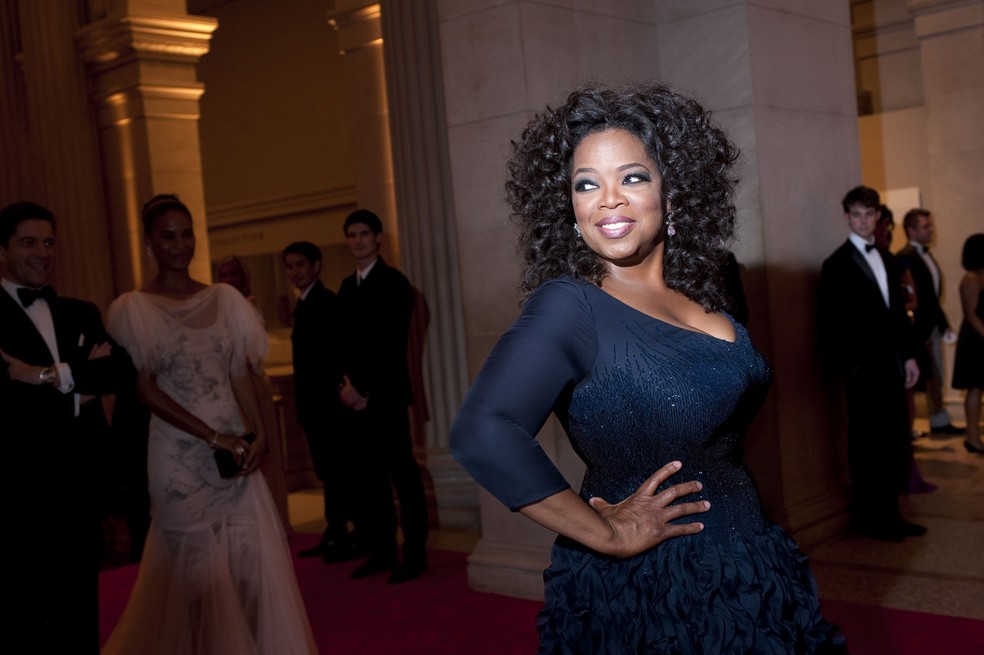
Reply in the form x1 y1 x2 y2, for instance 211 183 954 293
537 523 847 654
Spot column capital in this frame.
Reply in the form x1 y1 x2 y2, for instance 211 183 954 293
327 2 381 54
76 14 217 127
77 14 217 68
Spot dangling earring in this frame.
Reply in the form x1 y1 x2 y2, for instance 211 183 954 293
573 223 582 239
665 211 676 237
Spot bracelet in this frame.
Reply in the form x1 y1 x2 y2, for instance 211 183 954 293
38 366 55 385
206 431 220 450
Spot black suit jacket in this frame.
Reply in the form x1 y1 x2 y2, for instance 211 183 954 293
0 289 135 448
819 240 917 381
337 257 415 405
896 244 949 341
291 279 343 426
0 287 135 652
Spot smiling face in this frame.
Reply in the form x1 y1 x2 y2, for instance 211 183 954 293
145 209 195 272
0 218 56 288
571 128 665 269
283 252 321 291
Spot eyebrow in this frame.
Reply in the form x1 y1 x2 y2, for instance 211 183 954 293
572 162 651 176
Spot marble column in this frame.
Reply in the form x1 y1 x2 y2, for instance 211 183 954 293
437 0 859 599
10 0 116 306
911 0 984 307
327 2 399 263
76 1 218 291
653 1 862 548
0 2 34 205
379 0 475 530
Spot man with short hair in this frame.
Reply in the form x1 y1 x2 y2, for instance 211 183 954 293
819 186 923 541
896 208 961 435
337 209 429 584
283 240 361 562
0 201 135 652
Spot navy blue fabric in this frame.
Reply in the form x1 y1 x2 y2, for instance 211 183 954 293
451 277 846 654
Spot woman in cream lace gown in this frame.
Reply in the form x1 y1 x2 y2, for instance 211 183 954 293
103 195 318 655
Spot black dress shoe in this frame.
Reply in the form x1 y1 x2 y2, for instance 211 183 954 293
965 440 984 454
350 557 396 580
387 562 427 585
931 423 965 435
897 520 927 537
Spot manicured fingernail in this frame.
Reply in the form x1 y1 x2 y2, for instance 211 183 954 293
671 461 682 469
696 523 704 531
695 481 703 490
703 501 711 509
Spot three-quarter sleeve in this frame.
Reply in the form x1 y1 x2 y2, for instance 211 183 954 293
451 277 598 510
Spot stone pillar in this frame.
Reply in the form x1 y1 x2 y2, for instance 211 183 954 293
76 1 218 292
910 0 984 320
327 2 400 264
654 1 862 547
379 0 475 530
438 0 859 599
7 0 115 306
0 2 34 205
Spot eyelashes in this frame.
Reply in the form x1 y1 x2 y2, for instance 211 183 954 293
572 172 651 193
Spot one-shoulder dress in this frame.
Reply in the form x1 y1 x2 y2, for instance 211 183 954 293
103 284 318 655
451 277 846 654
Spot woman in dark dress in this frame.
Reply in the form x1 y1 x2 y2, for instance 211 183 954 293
953 233 984 454
450 84 846 654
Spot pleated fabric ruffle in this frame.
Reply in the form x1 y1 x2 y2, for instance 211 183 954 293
537 524 848 654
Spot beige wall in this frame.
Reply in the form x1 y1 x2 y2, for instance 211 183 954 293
856 0 984 397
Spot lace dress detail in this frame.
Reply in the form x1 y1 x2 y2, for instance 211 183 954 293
103 284 318 654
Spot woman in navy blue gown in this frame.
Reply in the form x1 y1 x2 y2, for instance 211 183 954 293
451 84 846 654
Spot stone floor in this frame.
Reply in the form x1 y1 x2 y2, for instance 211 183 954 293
808 425 984 620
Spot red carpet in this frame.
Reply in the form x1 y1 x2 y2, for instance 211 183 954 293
99 533 983 654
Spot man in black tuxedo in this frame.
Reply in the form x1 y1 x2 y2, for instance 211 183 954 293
896 208 962 435
337 209 429 584
819 187 923 542
0 201 135 652
283 240 361 562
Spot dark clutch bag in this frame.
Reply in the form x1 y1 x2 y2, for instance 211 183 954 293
214 432 256 478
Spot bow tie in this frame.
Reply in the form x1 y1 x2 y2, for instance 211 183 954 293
865 243 876 253
17 285 56 307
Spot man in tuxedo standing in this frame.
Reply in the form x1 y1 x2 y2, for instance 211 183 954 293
896 208 962 435
337 209 429 584
283 240 362 562
819 187 924 542
0 201 135 652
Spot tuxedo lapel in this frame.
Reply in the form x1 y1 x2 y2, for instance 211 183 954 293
846 242 881 297
0 288 55 363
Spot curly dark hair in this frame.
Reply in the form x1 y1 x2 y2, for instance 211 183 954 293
506 83 740 311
